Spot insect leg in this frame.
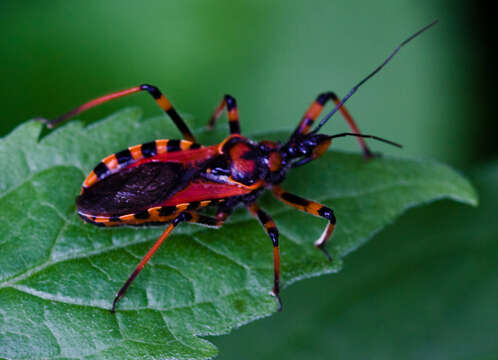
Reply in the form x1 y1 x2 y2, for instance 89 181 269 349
111 211 221 312
207 94 241 134
272 185 335 261
247 203 282 311
187 212 224 228
41 84 196 142
293 92 373 158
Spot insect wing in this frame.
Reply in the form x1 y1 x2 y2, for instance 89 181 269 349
77 162 189 216
78 143 220 216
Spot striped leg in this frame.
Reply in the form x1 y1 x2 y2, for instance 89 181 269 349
272 185 336 261
293 92 373 158
207 94 241 134
185 212 225 228
41 84 196 142
248 203 282 311
111 211 223 313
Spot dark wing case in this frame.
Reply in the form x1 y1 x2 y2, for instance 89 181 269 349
77 162 188 216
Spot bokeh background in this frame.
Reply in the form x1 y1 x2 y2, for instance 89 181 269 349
1 1 496 359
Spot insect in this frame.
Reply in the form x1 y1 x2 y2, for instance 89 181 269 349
41 21 437 313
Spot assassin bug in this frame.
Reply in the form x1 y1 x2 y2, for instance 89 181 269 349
40 21 437 313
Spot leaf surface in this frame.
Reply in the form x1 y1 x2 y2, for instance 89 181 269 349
214 162 497 360
0 109 477 359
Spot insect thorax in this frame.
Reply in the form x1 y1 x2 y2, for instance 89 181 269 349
219 136 288 186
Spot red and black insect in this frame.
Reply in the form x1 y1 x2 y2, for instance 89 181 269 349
41 21 436 312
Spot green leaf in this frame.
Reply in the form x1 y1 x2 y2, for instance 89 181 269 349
214 162 497 360
0 109 477 359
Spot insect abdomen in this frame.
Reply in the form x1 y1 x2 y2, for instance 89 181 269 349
78 199 219 227
82 139 210 188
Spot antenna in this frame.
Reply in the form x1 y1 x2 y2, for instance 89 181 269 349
311 20 438 134
328 132 402 148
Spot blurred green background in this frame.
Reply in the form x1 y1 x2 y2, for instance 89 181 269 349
1 0 496 359
3 0 496 167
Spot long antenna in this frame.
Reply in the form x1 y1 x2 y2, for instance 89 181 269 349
311 20 438 134
328 132 402 148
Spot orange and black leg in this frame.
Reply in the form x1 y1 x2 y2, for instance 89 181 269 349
248 203 282 311
207 94 241 134
293 92 373 158
272 185 336 261
42 84 196 142
111 211 223 312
